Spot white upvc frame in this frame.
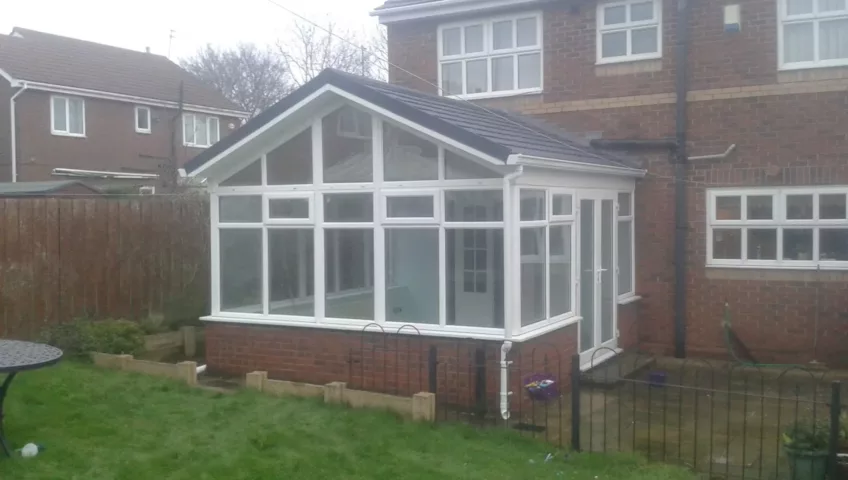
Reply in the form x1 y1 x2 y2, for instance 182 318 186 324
707 186 848 269
264 192 314 225
381 189 440 224
134 105 151 134
183 112 221 147
616 190 636 300
596 0 663 65
50 95 85 137
778 0 848 70
437 11 544 99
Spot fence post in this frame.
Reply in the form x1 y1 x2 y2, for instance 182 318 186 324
428 346 437 394
571 353 581 452
830 381 842 479
182 326 197 357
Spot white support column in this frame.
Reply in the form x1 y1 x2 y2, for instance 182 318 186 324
312 120 325 323
261 226 269 316
210 193 221 315
373 117 386 323
508 182 522 337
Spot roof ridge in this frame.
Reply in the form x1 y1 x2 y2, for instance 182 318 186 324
10 27 169 59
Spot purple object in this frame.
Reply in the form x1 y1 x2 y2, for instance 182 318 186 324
523 373 559 401
649 371 667 387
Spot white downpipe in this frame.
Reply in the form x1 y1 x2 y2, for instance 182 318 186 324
9 83 26 183
196 364 207 375
500 341 513 420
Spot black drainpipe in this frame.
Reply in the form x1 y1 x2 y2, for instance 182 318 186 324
673 0 692 359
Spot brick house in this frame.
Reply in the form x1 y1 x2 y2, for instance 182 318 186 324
189 0 848 409
0 28 248 187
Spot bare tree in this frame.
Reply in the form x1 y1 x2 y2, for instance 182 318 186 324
181 43 290 117
278 20 387 86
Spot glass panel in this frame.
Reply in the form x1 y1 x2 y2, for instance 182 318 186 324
786 194 814 219
618 192 632 216
821 0 846 11
820 19 848 60
386 229 439 324
53 97 67 131
785 22 815 63
267 128 312 185
784 229 814 261
441 62 463 96
579 200 595 351
618 220 633 294
787 0 813 15
521 227 546 327
493 20 514 50
747 195 773 220
325 229 374 319
219 196 261 223
713 228 742 259
820 229 848 260
466 59 488 94
492 56 515 91
631 1 655 21
631 27 658 55
209 117 220 143
387 196 434 218
602 31 627 58
517 53 541 89
550 225 572 317
553 194 573 216
323 107 372 183
183 114 194 144
136 108 149 130
442 27 461 55
464 25 484 53
604 5 627 24
445 190 503 222
68 98 84 135
269 229 314 316
446 229 504 327
716 196 742 220
268 198 309 219
324 193 373 223
520 189 546 221
747 229 778 260
820 193 846 219
220 158 262 186
383 124 438 181
444 150 500 179
517 18 538 47
196 115 209 146
601 200 614 342
220 229 262 312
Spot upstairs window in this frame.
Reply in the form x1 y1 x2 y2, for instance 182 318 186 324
183 113 220 148
50 95 85 137
780 0 848 69
438 13 542 98
135 106 151 134
597 0 662 64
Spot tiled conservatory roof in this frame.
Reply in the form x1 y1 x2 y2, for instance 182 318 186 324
185 69 639 175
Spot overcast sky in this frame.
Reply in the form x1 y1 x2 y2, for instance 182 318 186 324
0 0 381 60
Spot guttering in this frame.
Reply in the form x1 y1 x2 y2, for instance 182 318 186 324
9 83 27 183
508 153 646 178
371 0 545 24
52 168 159 180
20 81 248 119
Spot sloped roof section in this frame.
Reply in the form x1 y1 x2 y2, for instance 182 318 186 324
0 28 243 112
185 69 641 175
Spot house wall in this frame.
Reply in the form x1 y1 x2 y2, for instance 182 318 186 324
13 90 242 182
385 0 848 366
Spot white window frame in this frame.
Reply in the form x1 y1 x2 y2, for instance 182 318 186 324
264 193 313 225
596 0 663 65
617 190 636 299
707 187 848 269
50 95 85 137
382 190 440 224
437 12 544 100
135 106 151 134
183 113 220 148
778 0 848 70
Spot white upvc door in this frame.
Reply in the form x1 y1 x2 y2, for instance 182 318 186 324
578 192 618 368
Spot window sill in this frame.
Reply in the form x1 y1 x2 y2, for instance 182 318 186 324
617 295 642 305
184 143 213 149
51 131 86 138
778 61 848 72
705 265 848 282
514 315 580 342
596 53 662 66
446 88 542 101
596 59 662 77
136 129 152 135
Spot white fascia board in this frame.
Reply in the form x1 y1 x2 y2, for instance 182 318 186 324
509 154 647 178
0 68 18 86
22 81 248 118
371 0 544 24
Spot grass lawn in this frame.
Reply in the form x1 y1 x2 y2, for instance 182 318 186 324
0 363 694 479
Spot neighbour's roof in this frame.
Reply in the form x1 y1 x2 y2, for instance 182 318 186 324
0 180 100 196
0 28 243 112
374 0 439 9
186 69 639 175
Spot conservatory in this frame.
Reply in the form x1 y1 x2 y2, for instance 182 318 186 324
186 69 644 367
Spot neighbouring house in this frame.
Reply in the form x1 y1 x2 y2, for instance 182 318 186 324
0 28 248 188
190 0 848 404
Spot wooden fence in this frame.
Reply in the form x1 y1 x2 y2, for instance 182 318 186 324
0 196 209 339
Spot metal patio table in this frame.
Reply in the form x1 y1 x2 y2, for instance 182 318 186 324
0 340 62 457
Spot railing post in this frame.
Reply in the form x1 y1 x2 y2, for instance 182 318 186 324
830 381 842 479
571 353 581 452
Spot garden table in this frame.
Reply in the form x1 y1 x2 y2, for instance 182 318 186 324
0 340 62 457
